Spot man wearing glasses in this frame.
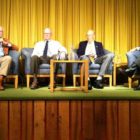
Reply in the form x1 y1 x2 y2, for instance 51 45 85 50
30 28 67 89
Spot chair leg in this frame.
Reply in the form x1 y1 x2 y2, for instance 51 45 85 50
128 77 132 88
109 76 112 87
15 75 18 89
73 75 76 87
62 76 66 87
27 75 30 88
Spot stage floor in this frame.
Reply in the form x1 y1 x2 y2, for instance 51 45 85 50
0 85 140 100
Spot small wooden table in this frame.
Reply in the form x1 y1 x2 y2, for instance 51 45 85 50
50 60 89 93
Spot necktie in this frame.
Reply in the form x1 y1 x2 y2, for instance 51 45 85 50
43 41 48 56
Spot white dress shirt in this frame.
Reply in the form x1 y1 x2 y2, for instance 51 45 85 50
85 41 97 57
0 42 4 57
32 40 67 57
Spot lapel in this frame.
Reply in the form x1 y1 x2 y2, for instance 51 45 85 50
94 41 98 47
94 41 99 52
83 41 88 51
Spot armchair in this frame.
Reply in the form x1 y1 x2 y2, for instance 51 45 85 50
21 48 66 88
7 50 20 88
72 49 114 87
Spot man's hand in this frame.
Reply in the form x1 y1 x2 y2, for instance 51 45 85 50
1 39 12 47
88 54 97 63
2 40 9 45
89 54 97 59
136 47 140 51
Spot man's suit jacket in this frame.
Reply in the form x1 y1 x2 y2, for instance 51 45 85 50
77 41 105 58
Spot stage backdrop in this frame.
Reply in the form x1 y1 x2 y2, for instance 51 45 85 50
0 0 140 61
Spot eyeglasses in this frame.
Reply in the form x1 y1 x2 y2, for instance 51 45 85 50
44 33 51 35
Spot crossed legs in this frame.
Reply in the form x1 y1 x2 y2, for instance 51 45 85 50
80 53 113 89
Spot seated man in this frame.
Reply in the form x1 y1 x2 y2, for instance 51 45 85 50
77 30 113 89
0 26 18 90
30 28 67 89
125 47 140 90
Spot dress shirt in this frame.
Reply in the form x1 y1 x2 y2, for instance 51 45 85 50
32 40 67 57
85 41 97 58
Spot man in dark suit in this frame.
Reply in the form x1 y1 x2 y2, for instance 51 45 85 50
77 30 113 89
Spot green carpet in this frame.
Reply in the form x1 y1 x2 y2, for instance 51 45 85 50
0 85 140 100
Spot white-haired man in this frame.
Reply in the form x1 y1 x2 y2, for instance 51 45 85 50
30 28 67 89
77 30 113 89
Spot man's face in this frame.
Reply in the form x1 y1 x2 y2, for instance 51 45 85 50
44 32 52 40
87 31 95 42
0 27 3 38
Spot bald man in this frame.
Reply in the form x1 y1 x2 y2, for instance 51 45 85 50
77 30 113 89
30 28 67 89
0 26 18 90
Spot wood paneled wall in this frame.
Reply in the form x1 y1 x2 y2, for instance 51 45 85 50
0 101 140 140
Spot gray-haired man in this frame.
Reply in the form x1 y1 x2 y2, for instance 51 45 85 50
30 28 67 89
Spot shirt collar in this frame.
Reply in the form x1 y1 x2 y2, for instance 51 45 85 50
88 41 95 45
44 39 52 43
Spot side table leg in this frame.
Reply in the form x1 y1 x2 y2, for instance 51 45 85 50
80 63 84 89
113 64 117 86
50 60 54 92
84 60 88 93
